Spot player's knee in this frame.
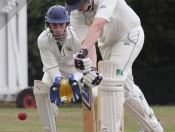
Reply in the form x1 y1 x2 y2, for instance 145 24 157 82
124 73 134 92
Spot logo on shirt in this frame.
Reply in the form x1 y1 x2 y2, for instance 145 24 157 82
124 42 130 46
100 5 106 8
82 86 91 110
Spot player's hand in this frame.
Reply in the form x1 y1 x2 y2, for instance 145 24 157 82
82 67 103 87
73 48 92 73
50 75 81 105
50 86 65 105
50 76 65 105
67 74 81 102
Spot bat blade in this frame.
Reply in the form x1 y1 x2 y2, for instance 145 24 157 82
97 61 102 132
82 85 96 132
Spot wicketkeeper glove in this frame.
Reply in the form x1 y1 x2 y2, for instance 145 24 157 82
82 67 103 87
50 75 81 105
73 48 92 73
50 76 65 105
67 74 81 102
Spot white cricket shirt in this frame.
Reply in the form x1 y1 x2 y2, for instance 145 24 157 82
70 0 141 47
37 26 81 76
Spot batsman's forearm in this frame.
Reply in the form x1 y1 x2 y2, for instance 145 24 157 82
82 18 107 67
88 45 97 67
82 18 106 50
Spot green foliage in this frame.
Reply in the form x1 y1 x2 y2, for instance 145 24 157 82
125 0 175 105
126 0 175 69
133 67 175 105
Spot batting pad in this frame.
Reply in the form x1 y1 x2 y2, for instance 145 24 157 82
34 80 58 132
124 74 163 132
99 61 124 132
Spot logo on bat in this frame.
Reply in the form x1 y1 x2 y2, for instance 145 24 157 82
82 86 91 110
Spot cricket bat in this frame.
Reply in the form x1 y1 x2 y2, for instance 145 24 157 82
82 85 96 132
97 61 124 132
97 61 102 132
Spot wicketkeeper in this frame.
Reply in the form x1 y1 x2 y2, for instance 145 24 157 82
33 5 102 132
64 0 164 132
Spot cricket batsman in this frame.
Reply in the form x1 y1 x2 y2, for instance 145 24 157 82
64 0 164 132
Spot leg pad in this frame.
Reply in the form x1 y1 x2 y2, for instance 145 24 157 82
34 80 58 132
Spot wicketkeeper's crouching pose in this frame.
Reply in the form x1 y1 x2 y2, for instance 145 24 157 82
33 5 102 132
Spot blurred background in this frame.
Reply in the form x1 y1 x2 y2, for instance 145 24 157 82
0 0 175 107
27 0 175 105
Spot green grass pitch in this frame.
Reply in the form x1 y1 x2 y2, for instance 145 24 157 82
0 103 175 132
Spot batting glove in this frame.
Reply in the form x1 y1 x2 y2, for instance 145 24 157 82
50 86 65 105
73 48 92 73
82 67 103 87
50 75 81 105
50 76 65 105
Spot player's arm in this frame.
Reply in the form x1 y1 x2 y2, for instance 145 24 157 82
50 73 81 105
82 18 107 51
82 18 107 68
80 41 97 68
38 38 60 79
82 0 117 51
73 18 106 86
77 0 116 67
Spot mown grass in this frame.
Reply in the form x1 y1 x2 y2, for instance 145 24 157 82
0 103 175 132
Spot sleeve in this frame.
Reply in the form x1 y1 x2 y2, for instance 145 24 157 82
70 11 89 43
73 71 83 87
73 71 83 81
95 0 117 22
48 68 62 81
37 37 59 72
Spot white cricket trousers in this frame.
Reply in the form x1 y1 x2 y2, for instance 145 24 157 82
99 25 144 79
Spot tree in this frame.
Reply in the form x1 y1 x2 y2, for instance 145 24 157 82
127 0 175 69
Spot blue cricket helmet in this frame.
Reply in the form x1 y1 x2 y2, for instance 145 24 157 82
64 0 84 11
45 5 69 23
